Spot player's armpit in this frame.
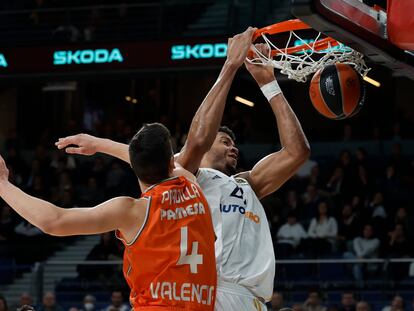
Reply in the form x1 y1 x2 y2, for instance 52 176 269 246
237 148 307 200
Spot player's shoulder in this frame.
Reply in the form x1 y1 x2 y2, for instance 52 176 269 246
197 167 229 181
112 196 148 208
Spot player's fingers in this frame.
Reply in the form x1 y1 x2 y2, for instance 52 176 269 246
65 147 83 154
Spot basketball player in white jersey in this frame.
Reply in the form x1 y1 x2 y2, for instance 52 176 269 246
56 31 310 310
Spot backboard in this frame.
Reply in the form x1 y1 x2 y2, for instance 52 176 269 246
291 0 414 79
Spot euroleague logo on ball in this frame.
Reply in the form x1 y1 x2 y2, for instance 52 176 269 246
324 76 335 96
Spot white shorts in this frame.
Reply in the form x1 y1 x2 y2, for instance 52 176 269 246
215 279 267 311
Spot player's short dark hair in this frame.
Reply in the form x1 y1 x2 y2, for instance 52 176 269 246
218 126 236 142
129 123 173 185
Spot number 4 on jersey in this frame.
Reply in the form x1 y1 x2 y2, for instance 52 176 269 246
177 226 203 274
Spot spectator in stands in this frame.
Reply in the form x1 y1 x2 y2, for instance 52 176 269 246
309 164 322 188
381 295 404 311
80 295 96 311
37 292 63 311
387 224 411 257
0 295 7 311
337 203 360 252
326 167 345 197
267 291 284 311
302 184 321 223
104 291 129 311
18 293 33 309
355 148 368 168
303 290 326 311
17 305 35 311
281 190 304 222
368 192 388 240
355 165 369 198
307 201 338 257
339 292 356 311
343 224 380 285
356 301 371 311
394 207 409 228
276 213 307 258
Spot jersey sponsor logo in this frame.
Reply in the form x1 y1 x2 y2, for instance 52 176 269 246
53 48 124 65
219 204 260 224
161 184 201 205
160 202 206 220
150 281 215 305
230 185 247 205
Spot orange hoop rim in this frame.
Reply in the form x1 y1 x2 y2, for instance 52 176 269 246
251 19 341 56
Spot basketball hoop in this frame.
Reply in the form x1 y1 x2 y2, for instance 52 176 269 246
247 19 370 82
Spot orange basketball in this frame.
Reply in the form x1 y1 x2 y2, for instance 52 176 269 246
309 63 365 120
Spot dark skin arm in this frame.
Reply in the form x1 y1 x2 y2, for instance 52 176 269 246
237 44 310 199
175 27 257 173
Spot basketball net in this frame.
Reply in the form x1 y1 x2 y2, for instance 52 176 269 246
247 29 370 82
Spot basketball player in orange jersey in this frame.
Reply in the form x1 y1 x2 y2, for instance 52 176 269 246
0 123 217 310
56 37 310 309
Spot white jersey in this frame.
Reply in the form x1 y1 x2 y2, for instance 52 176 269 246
197 168 275 301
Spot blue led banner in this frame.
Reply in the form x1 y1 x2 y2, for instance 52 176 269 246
0 39 231 77
0 32 318 77
53 48 124 65
0 54 8 67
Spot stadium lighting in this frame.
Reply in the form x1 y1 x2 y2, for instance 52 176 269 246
363 75 381 87
235 96 254 107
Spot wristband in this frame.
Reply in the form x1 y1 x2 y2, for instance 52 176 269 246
260 80 282 102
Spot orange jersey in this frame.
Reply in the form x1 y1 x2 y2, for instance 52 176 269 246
116 176 217 310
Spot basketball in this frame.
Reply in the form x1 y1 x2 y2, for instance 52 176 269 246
309 63 365 120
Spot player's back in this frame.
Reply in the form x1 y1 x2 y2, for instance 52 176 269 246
116 176 217 310
197 168 275 302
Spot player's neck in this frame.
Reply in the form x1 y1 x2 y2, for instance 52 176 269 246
138 174 176 193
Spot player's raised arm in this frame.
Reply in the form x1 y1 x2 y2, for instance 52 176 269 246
55 133 130 164
175 27 256 174
0 154 140 236
238 44 310 199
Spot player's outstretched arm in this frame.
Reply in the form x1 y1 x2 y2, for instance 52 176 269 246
0 154 139 236
56 133 131 164
238 44 310 199
176 27 257 174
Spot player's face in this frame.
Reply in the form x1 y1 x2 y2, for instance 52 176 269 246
206 132 238 175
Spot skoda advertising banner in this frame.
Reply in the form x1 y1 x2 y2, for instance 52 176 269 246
0 34 316 77
0 38 231 77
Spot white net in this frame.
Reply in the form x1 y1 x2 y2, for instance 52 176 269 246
247 30 370 82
